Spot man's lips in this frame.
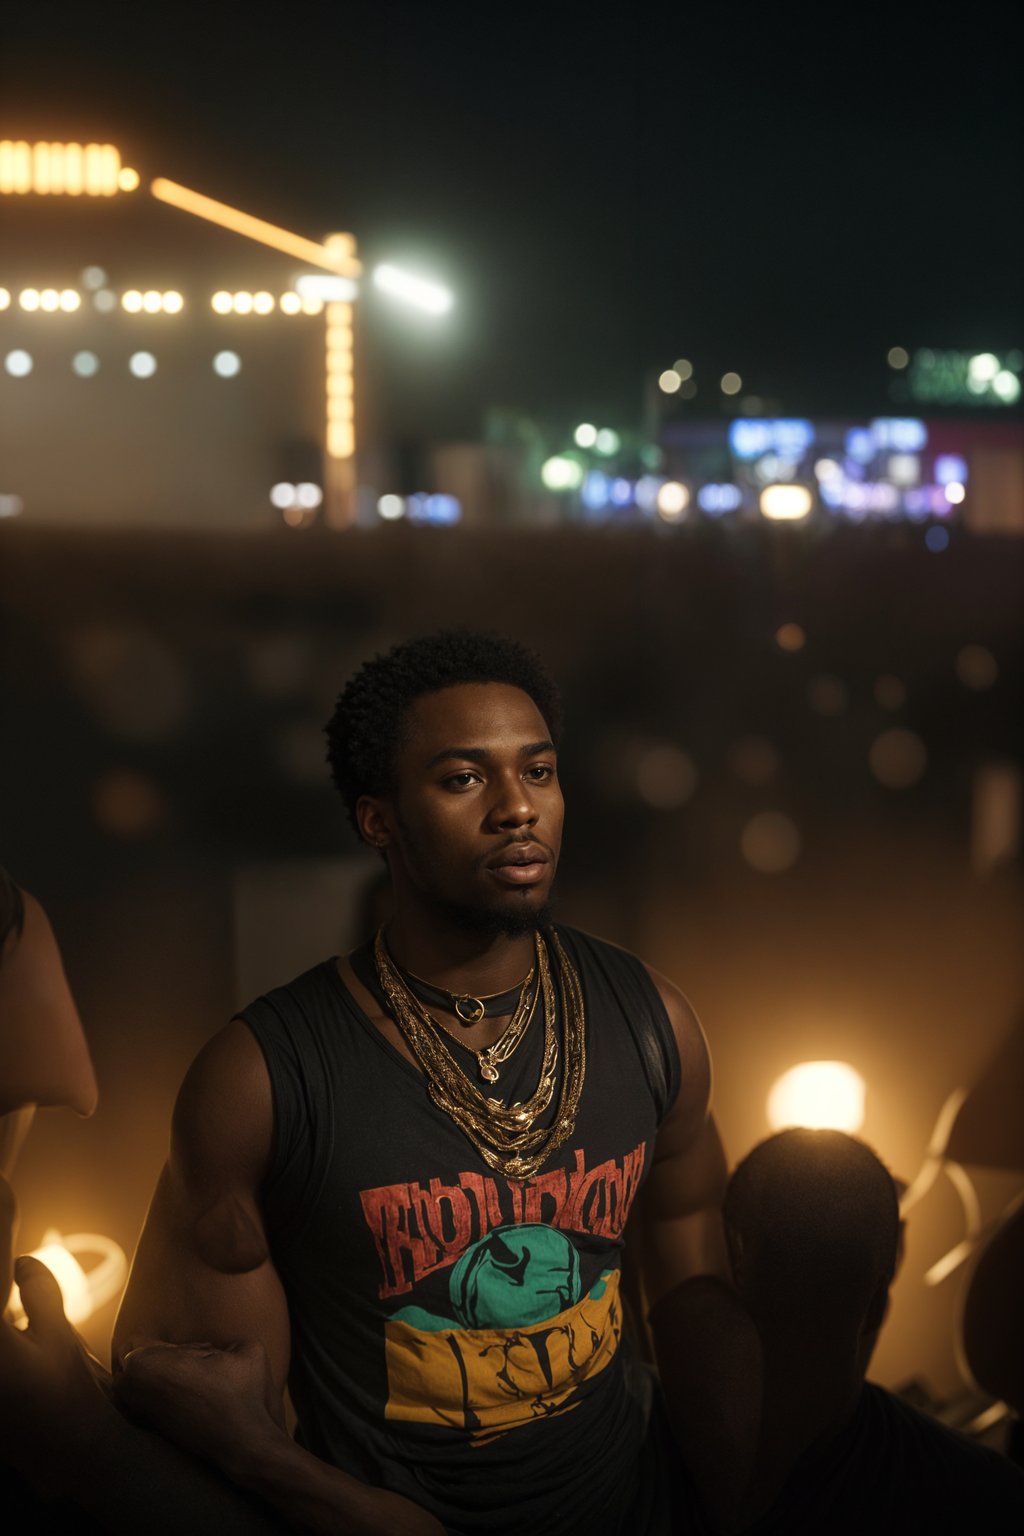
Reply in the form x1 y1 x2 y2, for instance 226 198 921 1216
486 844 551 884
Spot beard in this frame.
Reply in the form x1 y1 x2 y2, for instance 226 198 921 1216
434 893 554 940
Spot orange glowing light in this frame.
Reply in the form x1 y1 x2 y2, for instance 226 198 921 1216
149 179 362 276
0 141 125 196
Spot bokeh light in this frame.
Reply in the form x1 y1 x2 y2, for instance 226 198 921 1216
887 346 909 370
767 1061 866 1133
658 369 681 394
635 745 698 810
212 350 242 378
740 812 802 873
72 351 100 378
954 644 998 691
760 485 813 521
869 728 928 789
91 770 166 839
128 351 157 379
774 622 806 652
806 675 849 717
5 349 33 376
656 481 689 520
720 371 742 395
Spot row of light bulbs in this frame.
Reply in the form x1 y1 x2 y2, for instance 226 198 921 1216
0 288 324 316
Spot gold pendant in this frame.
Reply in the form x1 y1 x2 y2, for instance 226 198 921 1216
455 995 486 1024
479 1057 500 1083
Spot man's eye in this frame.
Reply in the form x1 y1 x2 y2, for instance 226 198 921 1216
526 764 555 782
444 772 479 790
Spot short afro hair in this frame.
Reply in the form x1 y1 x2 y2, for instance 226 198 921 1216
325 629 563 834
724 1129 900 1332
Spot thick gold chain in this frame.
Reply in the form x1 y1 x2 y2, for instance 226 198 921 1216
373 928 586 1181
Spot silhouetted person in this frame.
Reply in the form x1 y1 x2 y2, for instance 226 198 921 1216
0 871 290 1534
722 1129 1024 1534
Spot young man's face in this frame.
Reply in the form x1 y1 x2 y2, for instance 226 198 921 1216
372 682 563 936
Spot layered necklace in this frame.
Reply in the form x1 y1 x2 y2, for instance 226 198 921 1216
373 927 586 1181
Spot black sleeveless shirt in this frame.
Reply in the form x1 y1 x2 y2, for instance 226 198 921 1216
238 926 681 1536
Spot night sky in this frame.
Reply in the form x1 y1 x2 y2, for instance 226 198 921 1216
2 3 1021 439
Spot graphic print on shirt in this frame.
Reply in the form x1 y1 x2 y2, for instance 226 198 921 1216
360 1141 645 1442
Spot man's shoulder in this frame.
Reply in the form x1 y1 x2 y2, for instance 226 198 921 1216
861 1381 1024 1496
236 957 340 1022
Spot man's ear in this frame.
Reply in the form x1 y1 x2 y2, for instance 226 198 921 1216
356 796 394 852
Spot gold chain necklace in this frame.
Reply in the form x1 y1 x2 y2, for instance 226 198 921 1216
373 927 587 1181
429 972 541 1084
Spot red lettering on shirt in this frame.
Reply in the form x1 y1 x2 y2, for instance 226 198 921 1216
361 1141 647 1298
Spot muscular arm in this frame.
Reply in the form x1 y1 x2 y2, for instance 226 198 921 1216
113 1021 442 1536
631 970 762 1533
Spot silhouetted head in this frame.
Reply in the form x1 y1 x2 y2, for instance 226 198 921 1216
725 1129 900 1352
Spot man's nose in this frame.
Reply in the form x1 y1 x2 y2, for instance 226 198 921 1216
488 778 538 829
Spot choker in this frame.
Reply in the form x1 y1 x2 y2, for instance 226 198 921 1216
388 953 534 1024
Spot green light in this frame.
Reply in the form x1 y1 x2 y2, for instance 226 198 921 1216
594 428 621 456
541 455 584 491
992 370 1021 403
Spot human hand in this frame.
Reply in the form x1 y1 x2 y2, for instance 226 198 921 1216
115 1335 285 1472
117 1334 445 1536
0 1174 115 1489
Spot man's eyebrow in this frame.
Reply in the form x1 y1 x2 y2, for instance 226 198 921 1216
426 740 556 769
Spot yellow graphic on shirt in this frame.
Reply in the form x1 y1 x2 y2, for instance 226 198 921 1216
383 1224 621 1442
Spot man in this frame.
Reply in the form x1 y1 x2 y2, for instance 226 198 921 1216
714 1129 1024 1534
114 630 735 1534
0 872 291 1534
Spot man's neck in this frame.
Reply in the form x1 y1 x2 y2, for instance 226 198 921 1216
381 909 538 997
